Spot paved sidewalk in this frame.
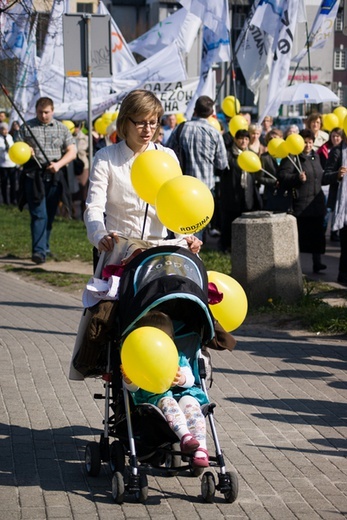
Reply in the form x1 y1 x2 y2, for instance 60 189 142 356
0 270 346 519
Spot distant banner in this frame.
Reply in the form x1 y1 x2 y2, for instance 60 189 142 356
143 78 200 114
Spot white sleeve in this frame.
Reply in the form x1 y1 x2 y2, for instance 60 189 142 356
179 365 195 388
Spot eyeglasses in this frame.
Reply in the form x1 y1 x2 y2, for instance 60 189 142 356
129 118 159 130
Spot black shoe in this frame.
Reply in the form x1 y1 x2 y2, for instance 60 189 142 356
32 253 46 265
313 263 327 273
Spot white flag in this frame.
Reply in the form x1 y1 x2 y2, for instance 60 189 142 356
235 0 273 95
292 0 340 63
179 0 228 32
117 41 187 84
97 1 137 72
184 69 216 120
251 0 287 42
258 0 300 122
0 0 32 61
129 8 201 58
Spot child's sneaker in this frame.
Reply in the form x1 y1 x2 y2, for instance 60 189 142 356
192 448 209 468
180 434 200 454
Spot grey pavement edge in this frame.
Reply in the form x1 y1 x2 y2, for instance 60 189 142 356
0 269 346 520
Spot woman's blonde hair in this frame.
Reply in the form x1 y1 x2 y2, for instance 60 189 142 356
117 89 164 141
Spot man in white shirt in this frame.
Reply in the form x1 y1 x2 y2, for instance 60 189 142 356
0 122 17 205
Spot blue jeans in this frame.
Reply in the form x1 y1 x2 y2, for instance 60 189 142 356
25 175 62 256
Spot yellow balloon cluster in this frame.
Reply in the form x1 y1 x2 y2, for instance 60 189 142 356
121 326 179 393
8 142 31 165
207 271 248 332
130 150 214 234
322 113 339 132
228 114 248 137
268 134 304 159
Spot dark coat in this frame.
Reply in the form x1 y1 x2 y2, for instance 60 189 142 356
277 151 326 218
323 141 346 210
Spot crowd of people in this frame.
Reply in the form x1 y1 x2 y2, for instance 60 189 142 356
0 94 346 285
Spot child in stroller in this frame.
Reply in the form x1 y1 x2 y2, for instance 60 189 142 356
121 310 210 469
82 245 239 505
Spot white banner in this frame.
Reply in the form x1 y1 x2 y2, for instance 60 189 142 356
292 0 340 63
0 0 32 61
258 0 300 122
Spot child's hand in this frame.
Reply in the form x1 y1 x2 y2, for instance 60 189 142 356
172 367 186 387
120 364 132 385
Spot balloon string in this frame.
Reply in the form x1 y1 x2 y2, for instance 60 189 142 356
287 155 302 174
261 168 278 181
141 203 149 240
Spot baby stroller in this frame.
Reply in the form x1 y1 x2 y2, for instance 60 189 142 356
83 245 239 504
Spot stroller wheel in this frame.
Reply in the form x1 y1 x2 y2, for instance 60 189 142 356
112 471 125 504
135 473 148 504
109 440 125 474
223 471 239 504
164 442 181 475
201 471 216 503
85 442 101 477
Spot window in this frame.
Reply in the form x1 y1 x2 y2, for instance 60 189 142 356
337 87 344 105
76 3 93 13
335 12 343 31
334 49 345 70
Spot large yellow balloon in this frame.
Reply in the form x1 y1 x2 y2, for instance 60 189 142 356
94 117 108 135
221 96 241 118
267 138 284 157
131 150 182 205
207 115 221 132
285 133 305 155
8 142 31 165
62 120 75 133
237 150 261 172
333 106 347 128
102 112 113 124
155 175 214 234
228 115 248 136
322 113 339 132
121 326 179 393
207 271 248 332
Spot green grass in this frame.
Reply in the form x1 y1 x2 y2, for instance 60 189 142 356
0 205 93 262
1 205 346 335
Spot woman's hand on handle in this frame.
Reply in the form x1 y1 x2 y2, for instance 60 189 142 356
185 235 202 254
97 232 119 252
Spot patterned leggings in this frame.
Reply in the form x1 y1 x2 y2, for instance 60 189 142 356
158 395 207 449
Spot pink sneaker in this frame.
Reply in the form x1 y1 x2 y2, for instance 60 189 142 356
180 434 200 454
192 448 209 468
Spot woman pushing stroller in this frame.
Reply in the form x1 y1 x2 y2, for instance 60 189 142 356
121 310 210 469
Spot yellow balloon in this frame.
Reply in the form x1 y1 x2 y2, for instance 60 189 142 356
94 117 108 135
207 271 248 332
237 150 261 172
121 326 179 393
155 175 214 234
228 115 248 137
333 106 347 128
8 142 31 165
344 114 347 136
322 113 339 132
175 113 186 124
221 95 241 118
207 115 221 132
102 112 113 123
61 120 75 132
111 111 119 121
131 150 182 205
267 138 284 157
276 141 289 159
285 133 305 155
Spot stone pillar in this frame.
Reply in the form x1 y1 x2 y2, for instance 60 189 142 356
231 211 303 307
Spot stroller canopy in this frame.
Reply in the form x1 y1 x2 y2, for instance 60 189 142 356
117 246 215 344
